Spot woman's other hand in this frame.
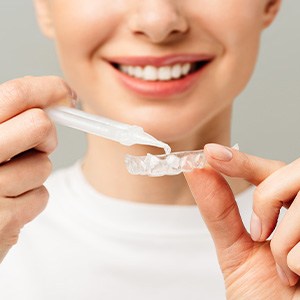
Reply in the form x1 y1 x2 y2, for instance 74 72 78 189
0 76 75 263
185 144 300 299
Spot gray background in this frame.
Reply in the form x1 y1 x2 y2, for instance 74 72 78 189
0 1 299 169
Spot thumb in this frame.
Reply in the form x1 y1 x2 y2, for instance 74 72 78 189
185 168 252 255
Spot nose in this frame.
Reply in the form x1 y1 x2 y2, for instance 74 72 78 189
128 1 189 44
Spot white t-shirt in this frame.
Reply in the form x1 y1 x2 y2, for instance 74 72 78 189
0 161 254 300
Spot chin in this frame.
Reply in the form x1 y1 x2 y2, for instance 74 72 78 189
82 94 209 148
127 114 200 147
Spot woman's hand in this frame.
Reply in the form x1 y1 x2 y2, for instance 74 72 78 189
184 144 300 299
0 76 75 263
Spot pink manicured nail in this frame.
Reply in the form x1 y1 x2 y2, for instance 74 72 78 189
250 211 262 241
205 144 233 161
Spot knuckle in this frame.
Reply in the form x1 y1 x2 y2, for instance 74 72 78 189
211 201 236 224
48 130 58 153
24 186 49 220
35 186 49 212
16 186 49 225
49 75 65 84
0 78 29 106
27 153 53 183
35 186 49 203
49 76 72 97
43 156 53 175
27 109 53 140
38 155 53 179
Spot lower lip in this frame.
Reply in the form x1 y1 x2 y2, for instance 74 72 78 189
111 64 209 99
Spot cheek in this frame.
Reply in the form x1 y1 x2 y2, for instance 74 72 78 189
202 1 264 93
162 2 265 141
49 0 265 144
51 1 126 81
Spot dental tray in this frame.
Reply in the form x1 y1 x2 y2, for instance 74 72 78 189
125 150 206 177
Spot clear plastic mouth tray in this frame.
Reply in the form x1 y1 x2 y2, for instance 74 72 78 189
125 150 206 177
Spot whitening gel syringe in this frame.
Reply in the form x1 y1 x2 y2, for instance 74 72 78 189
47 106 171 154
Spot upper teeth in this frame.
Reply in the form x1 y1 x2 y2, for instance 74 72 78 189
119 63 192 81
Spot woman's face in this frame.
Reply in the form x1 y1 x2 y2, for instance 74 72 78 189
35 0 279 145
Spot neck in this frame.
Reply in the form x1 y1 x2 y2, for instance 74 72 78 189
81 106 247 205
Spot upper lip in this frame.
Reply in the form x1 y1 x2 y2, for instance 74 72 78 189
105 54 215 67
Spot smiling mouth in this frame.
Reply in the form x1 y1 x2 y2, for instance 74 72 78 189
110 60 211 82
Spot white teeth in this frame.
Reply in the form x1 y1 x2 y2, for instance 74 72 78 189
128 66 135 76
144 66 158 80
119 63 193 81
134 66 143 79
158 66 172 81
171 64 182 79
182 63 191 75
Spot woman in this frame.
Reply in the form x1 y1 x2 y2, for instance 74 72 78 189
0 0 299 299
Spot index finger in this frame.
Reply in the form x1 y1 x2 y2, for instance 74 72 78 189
204 143 288 241
204 144 286 185
0 76 76 123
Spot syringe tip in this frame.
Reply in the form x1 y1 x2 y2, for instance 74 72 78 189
131 131 171 154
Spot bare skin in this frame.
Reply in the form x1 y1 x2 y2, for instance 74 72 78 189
1 0 299 299
33 0 280 204
185 146 300 299
0 76 75 263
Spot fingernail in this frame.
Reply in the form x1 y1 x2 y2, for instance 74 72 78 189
276 264 290 286
250 211 262 241
205 144 233 161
